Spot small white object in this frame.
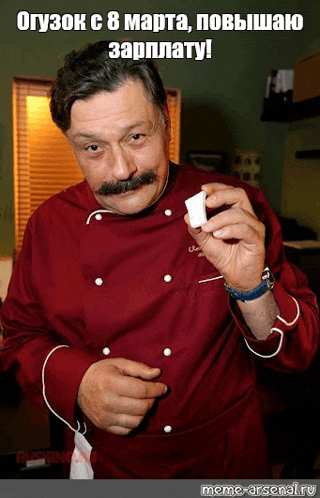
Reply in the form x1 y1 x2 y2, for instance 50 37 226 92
95 214 102 221
185 191 207 228
275 69 293 93
164 209 172 216
163 348 172 357
70 431 94 479
102 347 111 356
164 425 172 433
95 278 103 286
163 274 172 283
86 209 112 225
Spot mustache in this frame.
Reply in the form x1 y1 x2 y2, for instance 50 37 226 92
95 171 157 196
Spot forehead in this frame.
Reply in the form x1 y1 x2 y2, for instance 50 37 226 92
69 79 158 134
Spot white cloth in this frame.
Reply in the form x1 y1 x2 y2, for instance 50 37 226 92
70 431 94 479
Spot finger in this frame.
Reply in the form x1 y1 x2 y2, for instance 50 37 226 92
184 212 202 235
205 188 255 215
211 222 265 247
111 374 167 400
201 182 231 194
114 357 162 380
107 395 155 416
107 410 151 435
201 208 264 237
184 212 190 225
201 183 254 213
96 404 143 429
87 393 155 431
107 425 133 436
113 413 144 430
111 358 168 398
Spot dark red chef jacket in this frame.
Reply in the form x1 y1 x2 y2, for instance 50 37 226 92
0 163 318 478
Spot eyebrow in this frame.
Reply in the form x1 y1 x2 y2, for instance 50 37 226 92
72 121 148 141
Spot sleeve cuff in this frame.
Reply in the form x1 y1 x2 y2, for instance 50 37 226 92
229 281 300 358
42 345 99 432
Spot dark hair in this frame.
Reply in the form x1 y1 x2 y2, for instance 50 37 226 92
50 40 167 132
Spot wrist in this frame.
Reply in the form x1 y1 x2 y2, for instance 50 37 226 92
225 280 262 293
225 267 274 302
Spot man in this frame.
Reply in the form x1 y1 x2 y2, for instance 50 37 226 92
0 40 318 479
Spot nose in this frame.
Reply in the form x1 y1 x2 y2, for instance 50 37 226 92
109 146 137 181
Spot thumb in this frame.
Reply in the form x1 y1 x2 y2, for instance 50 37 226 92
114 358 162 380
184 213 202 236
184 213 209 245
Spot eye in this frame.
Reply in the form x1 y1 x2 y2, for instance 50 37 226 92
87 144 99 152
129 133 147 145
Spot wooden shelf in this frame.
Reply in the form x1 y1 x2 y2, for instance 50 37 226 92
261 95 320 122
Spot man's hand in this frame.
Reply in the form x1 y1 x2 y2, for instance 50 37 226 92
77 358 167 435
185 183 266 291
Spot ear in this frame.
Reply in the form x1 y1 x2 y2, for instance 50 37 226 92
163 103 172 141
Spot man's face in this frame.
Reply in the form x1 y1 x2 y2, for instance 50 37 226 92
66 79 171 215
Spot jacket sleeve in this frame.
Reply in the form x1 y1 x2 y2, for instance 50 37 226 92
0 219 98 431
230 188 319 373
